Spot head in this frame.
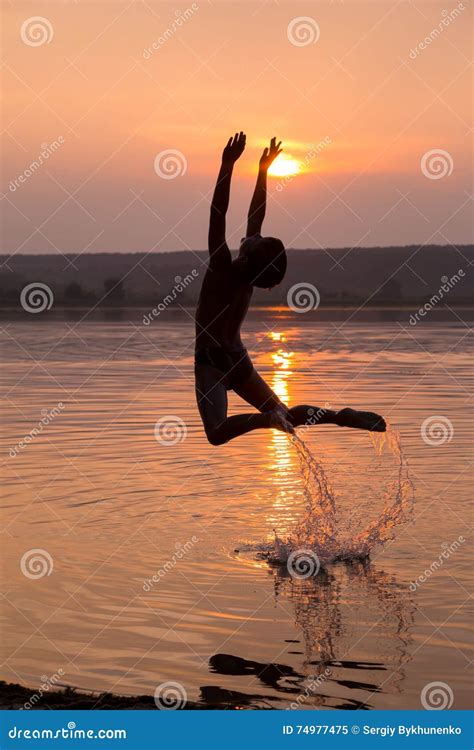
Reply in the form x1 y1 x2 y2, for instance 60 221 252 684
237 236 287 289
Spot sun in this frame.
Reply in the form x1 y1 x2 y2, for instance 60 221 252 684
268 154 301 178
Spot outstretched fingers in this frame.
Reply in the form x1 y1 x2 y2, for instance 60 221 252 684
222 131 247 163
270 136 283 155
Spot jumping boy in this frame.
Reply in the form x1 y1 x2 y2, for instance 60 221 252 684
194 132 386 445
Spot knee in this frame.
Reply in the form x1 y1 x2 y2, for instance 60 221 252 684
206 427 227 446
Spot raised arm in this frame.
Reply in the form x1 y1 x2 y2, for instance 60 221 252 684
246 137 282 237
208 132 246 269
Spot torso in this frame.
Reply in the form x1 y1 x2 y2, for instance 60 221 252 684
195 263 253 350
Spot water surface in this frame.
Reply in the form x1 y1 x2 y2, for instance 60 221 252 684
1 311 472 709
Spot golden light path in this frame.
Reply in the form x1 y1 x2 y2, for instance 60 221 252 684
265 333 300 532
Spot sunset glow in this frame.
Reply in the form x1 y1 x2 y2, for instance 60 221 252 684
1 1 471 252
268 155 301 178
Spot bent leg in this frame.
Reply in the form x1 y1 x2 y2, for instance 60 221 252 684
233 370 385 432
196 365 386 443
233 369 338 426
195 364 274 445
232 370 332 423
232 367 283 413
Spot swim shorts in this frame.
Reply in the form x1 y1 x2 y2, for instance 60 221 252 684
194 346 254 390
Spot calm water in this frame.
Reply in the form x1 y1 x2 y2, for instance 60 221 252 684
1 311 472 709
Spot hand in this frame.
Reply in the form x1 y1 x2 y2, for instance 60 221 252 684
222 132 246 164
268 406 295 435
259 137 282 171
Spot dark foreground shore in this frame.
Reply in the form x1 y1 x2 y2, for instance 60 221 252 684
0 681 213 711
2 678 291 710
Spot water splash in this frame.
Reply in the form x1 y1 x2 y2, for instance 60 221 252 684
258 428 414 567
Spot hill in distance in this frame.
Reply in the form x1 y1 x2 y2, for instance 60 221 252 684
1 245 472 309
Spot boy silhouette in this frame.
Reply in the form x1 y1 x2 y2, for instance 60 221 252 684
195 132 386 445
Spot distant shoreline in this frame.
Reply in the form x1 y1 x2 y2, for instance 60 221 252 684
2 303 474 312
2 245 472 310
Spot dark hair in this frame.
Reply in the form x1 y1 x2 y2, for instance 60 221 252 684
247 237 287 288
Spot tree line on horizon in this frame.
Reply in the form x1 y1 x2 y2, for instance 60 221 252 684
0 245 472 308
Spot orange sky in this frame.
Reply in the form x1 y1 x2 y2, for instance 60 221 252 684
2 0 472 257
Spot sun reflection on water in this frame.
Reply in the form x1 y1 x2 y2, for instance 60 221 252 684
265 339 300 531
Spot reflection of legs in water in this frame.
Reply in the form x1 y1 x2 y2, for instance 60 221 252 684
275 561 414 707
196 365 385 446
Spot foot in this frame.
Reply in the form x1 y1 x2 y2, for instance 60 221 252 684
336 407 386 432
267 406 295 435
